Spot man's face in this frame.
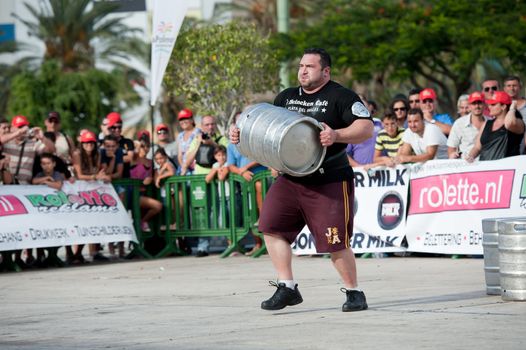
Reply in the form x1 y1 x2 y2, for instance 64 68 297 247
407 113 425 134
297 53 329 91
408 93 420 109
482 80 499 99
45 118 60 132
104 140 118 156
458 100 470 117
40 157 55 174
109 123 123 137
0 122 9 135
420 98 435 113
382 118 398 137
157 128 169 141
201 116 217 135
504 79 521 99
469 101 484 117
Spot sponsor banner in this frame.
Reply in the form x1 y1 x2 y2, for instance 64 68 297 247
293 166 409 255
0 181 137 251
406 157 525 254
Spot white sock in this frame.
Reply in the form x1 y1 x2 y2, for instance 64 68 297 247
346 287 362 292
278 279 296 290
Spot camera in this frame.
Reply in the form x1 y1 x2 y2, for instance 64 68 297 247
28 128 36 138
202 133 210 140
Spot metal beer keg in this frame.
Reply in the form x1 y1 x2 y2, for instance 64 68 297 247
498 219 526 301
236 103 326 176
482 218 501 295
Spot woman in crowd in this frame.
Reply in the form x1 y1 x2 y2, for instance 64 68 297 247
176 109 200 176
130 132 162 232
71 130 109 262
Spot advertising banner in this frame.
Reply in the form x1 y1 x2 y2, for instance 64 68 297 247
292 166 409 254
0 181 137 251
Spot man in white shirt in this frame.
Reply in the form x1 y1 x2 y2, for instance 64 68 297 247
395 108 448 163
447 91 486 159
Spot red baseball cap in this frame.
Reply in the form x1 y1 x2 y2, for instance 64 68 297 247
468 91 485 104
486 91 512 105
106 112 122 127
419 88 437 101
178 108 193 120
12 115 29 128
137 129 151 140
156 123 169 132
80 131 97 143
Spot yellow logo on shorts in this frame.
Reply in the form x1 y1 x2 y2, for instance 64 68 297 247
326 227 341 245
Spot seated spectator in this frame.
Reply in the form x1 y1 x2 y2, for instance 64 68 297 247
365 112 405 169
419 88 454 135
395 108 448 163
130 135 162 233
466 92 524 161
448 91 487 159
456 94 470 119
32 152 65 190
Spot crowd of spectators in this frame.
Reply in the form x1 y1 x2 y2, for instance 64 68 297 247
2 76 526 268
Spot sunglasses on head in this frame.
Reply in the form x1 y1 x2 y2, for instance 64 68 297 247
484 86 498 92
393 107 406 112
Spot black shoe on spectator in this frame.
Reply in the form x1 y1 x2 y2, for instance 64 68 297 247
261 281 303 310
196 250 209 258
92 253 109 262
14 258 29 270
341 289 368 312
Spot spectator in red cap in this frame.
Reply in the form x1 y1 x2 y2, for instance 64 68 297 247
466 91 524 161
176 108 201 176
448 91 487 159
419 88 454 135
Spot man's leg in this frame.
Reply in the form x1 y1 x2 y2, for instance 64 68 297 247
330 247 357 288
264 233 293 280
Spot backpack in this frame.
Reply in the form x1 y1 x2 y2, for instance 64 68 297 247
195 136 222 168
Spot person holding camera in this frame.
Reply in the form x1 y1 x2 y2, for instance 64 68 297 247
184 115 229 257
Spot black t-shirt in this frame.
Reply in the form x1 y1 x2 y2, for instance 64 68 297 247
118 137 135 178
273 80 372 184
480 111 523 160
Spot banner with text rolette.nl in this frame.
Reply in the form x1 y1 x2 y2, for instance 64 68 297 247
292 157 526 255
0 181 137 251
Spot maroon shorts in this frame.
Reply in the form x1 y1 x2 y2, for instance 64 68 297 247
258 176 354 253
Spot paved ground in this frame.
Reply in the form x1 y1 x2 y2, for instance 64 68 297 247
1 254 525 350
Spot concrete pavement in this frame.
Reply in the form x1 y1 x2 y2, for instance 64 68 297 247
0 254 525 349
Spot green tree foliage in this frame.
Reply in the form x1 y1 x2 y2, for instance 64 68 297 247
285 0 526 114
14 0 146 72
7 60 122 135
163 21 279 131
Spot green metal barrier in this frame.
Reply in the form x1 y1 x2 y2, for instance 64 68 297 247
112 178 153 259
154 174 252 258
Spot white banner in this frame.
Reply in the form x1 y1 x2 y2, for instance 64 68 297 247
405 157 526 255
0 181 137 251
292 158 526 255
150 0 187 106
292 166 410 254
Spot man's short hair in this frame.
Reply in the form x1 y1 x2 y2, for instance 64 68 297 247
504 75 522 85
103 134 119 143
303 48 331 68
40 152 56 162
407 108 424 119
408 88 423 96
382 112 397 122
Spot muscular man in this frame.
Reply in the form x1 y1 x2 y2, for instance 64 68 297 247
230 48 373 312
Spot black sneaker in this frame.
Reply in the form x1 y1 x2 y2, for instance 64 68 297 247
261 281 303 310
196 251 209 258
341 288 368 312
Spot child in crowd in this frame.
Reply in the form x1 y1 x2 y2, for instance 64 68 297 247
154 148 176 191
205 145 229 184
32 153 65 190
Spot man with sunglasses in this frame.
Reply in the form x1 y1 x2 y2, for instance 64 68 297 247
155 123 178 166
419 88 453 136
481 79 500 118
44 111 75 172
106 112 135 178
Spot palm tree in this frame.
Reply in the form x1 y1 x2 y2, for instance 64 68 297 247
13 0 146 72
